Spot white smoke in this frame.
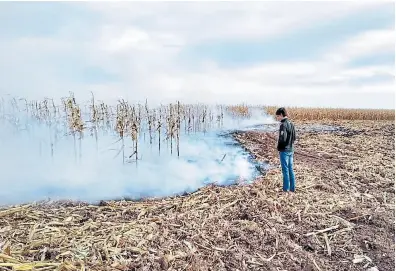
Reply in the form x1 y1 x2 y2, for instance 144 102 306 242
0 98 276 206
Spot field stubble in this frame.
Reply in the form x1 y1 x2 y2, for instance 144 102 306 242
0 99 394 270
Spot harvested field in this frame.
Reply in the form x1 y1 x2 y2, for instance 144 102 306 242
264 106 395 121
0 119 394 271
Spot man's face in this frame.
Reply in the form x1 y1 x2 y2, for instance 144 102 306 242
276 114 282 121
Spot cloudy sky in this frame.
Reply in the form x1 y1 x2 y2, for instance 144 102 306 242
0 1 394 108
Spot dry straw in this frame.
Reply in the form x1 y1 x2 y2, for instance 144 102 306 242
0 120 394 270
0 95 394 270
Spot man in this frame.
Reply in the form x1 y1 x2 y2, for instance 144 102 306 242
275 107 296 192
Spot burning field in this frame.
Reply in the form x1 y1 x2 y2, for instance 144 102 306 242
0 97 394 271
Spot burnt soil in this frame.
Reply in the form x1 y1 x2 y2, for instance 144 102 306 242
233 120 395 271
0 120 394 271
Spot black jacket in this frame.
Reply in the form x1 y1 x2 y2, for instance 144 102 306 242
277 118 296 152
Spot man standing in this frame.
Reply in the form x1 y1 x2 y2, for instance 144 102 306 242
275 107 296 192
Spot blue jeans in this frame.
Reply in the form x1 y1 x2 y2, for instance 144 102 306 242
279 151 295 192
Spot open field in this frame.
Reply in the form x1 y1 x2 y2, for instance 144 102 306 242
0 99 394 270
224 104 395 121
264 106 395 121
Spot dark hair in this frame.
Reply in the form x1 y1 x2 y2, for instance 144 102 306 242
275 107 288 117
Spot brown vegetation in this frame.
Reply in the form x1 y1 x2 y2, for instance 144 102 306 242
264 106 394 121
0 119 394 271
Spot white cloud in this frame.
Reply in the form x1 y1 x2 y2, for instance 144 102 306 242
0 2 394 108
324 29 395 64
85 1 389 43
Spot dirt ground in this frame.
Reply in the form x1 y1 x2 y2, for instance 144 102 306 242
0 120 394 271
234 120 395 271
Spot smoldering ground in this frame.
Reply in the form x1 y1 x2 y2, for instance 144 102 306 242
0 99 276 206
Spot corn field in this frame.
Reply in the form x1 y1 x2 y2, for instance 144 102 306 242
225 104 394 121
264 106 394 121
0 94 235 163
1 95 393 165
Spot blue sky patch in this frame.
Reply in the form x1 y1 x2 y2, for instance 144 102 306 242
179 5 394 68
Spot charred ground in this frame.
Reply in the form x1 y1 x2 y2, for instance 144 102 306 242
0 120 394 271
